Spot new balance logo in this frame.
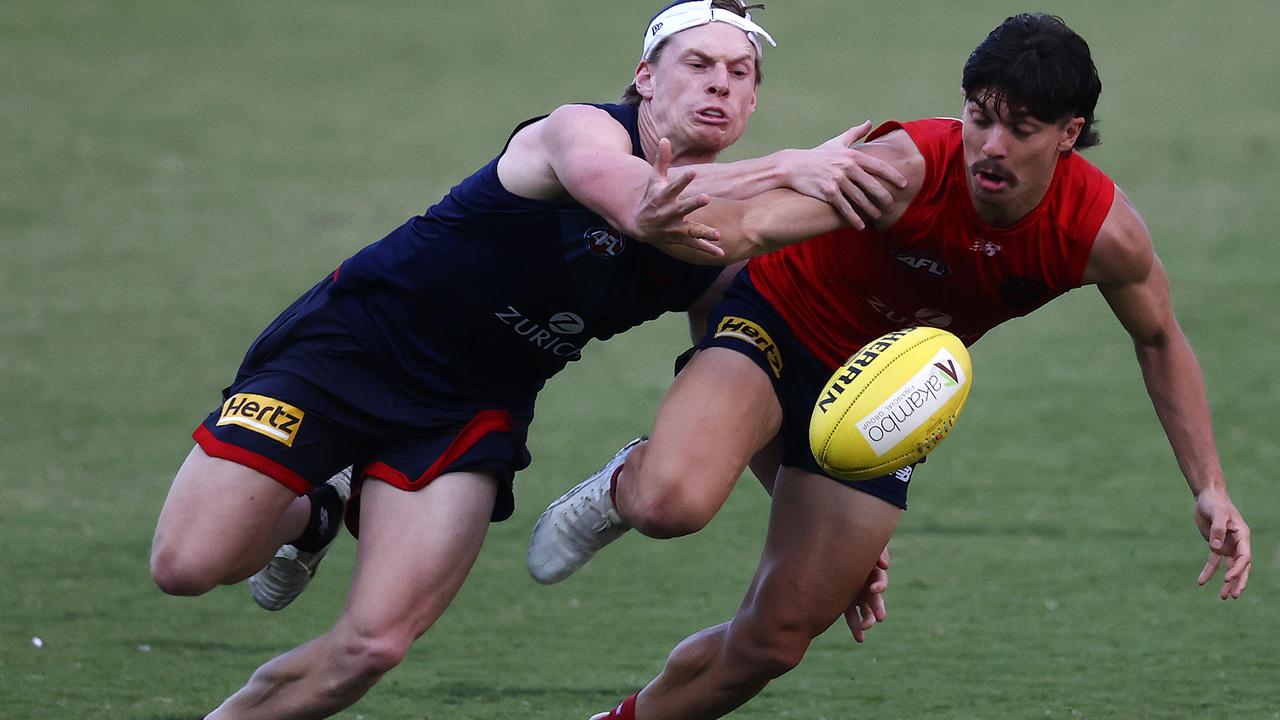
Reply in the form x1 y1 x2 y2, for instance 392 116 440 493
969 239 1002 256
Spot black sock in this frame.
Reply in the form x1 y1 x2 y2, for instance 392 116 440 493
292 484 343 552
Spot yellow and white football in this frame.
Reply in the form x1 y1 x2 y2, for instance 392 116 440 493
809 326 973 481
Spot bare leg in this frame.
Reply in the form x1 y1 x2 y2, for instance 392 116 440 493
617 348 782 538
206 471 496 719
747 435 784 495
636 468 901 720
151 445 310 595
526 348 782 585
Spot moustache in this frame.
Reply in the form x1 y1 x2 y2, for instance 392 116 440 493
970 159 1019 187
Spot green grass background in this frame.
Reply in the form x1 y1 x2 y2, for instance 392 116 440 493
3 1 1278 718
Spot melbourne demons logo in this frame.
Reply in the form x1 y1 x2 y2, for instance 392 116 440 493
585 227 626 257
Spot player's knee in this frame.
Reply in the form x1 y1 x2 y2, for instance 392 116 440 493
627 483 717 538
149 546 219 597
663 624 724 677
623 455 724 538
334 626 413 682
725 623 811 682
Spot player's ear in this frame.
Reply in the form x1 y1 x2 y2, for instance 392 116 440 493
1058 116 1085 152
634 61 656 100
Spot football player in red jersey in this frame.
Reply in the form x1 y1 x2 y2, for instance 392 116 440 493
531 14 1252 720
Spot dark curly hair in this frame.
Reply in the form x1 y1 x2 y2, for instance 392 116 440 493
962 14 1102 150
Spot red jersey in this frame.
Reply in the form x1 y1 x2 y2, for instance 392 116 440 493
747 117 1116 369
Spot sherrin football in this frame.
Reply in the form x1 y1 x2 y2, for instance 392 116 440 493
809 326 972 481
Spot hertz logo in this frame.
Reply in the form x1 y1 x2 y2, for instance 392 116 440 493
217 393 305 446
714 316 782 378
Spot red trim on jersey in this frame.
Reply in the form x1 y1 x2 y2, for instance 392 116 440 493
192 424 312 495
362 410 514 491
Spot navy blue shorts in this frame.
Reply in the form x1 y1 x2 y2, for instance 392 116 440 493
194 276 532 523
693 273 913 509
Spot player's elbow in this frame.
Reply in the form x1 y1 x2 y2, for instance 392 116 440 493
698 227 771 266
1130 319 1190 362
730 227 772 262
687 202 770 265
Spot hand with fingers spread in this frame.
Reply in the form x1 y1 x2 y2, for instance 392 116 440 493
633 138 725 259
777 121 909 230
1193 488 1252 599
845 545 890 643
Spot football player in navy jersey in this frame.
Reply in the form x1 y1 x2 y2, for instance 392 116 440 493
147 1 907 717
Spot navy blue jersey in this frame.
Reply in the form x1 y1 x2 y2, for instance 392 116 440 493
329 103 721 401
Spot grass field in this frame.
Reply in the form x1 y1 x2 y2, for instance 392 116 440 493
3 2 1278 718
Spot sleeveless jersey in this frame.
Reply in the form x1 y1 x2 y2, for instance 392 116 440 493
748 117 1116 369
329 103 722 400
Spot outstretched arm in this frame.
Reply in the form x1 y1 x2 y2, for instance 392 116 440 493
680 121 909 229
669 128 927 265
502 106 914 265
513 105 725 259
1086 189 1251 599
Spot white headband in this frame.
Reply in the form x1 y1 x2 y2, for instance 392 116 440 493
641 0 777 61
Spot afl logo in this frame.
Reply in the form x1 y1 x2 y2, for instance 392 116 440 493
548 312 585 335
585 227 627 257
893 250 950 278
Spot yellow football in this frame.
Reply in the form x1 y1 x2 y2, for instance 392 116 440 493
809 326 973 481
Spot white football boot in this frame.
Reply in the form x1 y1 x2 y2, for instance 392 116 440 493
248 466 353 611
526 438 642 584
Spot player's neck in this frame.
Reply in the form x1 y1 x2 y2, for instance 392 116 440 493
637 105 661 163
637 103 720 168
